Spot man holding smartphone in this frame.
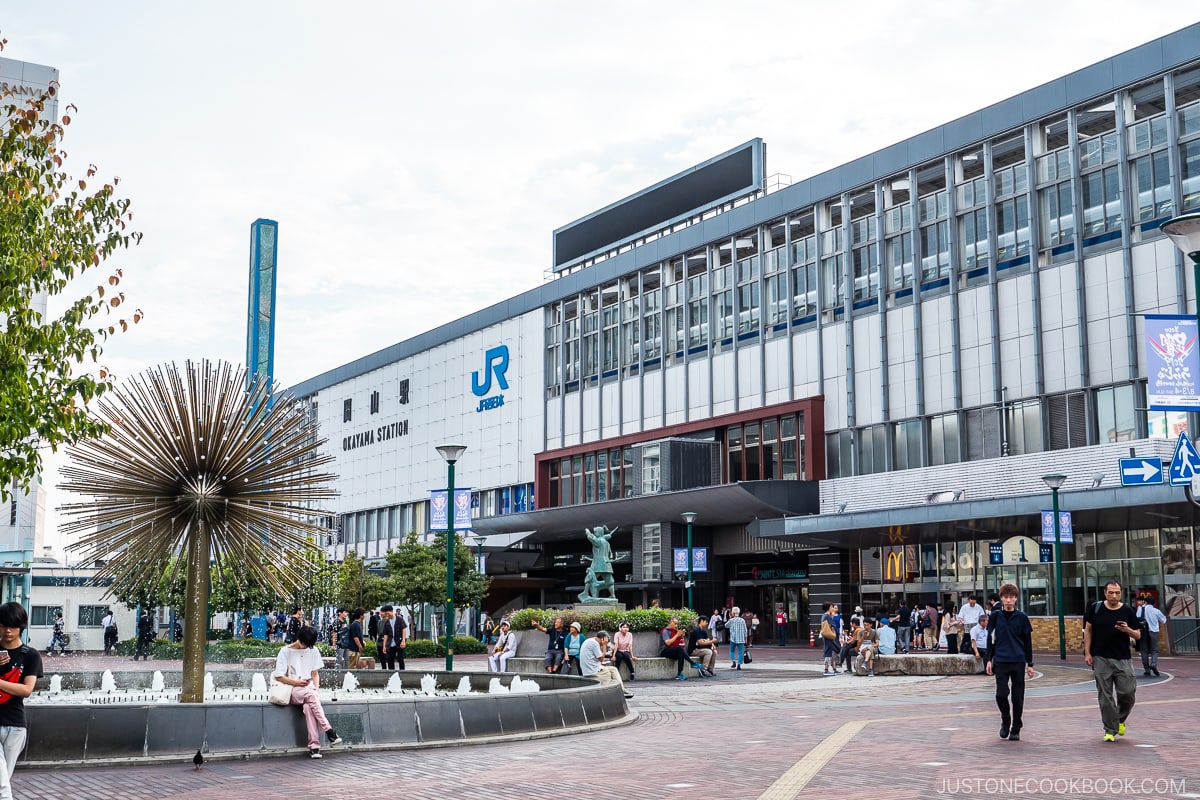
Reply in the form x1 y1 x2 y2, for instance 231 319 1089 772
0 602 42 797
1083 580 1141 742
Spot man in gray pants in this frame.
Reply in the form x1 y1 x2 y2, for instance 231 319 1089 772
1135 597 1166 677
1083 580 1142 742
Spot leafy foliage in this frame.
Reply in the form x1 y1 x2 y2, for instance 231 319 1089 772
0 40 143 498
506 607 698 633
383 532 488 633
335 550 388 610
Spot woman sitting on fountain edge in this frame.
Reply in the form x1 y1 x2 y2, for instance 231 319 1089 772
272 627 343 758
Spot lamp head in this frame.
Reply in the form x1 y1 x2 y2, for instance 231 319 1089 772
1162 213 1200 263
1042 473 1067 490
436 443 467 464
680 511 698 525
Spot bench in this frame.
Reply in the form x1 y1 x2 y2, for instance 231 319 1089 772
852 653 983 676
504 656 696 681
241 657 376 670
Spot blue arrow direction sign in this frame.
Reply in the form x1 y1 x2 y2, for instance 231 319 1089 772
1119 457 1164 486
1169 432 1200 486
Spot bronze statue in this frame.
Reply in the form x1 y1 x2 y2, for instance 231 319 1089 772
578 525 618 603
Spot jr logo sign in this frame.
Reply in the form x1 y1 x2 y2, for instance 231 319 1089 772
471 345 510 413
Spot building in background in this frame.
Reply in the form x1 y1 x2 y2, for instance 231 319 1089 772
292 24 1200 650
0 56 59 606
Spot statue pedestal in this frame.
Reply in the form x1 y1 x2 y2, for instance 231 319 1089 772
574 603 625 612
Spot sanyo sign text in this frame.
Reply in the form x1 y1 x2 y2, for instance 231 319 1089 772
472 345 510 413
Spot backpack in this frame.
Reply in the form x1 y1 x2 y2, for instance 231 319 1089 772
716 618 725 632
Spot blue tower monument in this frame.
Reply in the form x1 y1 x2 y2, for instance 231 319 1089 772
246 218 279 388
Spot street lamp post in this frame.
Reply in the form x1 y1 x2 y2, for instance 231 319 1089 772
1163 213 1200 332
681 512 698 610
437 444 467 671
1042 473 1067 661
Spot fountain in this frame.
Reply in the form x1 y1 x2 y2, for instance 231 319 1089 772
24 666 629 766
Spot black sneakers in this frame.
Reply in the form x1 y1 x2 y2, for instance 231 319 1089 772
999 722 1010 740
309 748 322 759
326 729 342 745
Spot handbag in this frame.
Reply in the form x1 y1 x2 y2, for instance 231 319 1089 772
742 650 753 664
820 620 837 640
268 681 292 706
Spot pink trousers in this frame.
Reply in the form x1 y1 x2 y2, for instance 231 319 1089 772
290 685 332 748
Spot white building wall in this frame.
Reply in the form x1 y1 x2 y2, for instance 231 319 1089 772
997 274 1037 398
763 337 790 406
886 305 917 419
958 285 995 408
921 295 954 414
711 351 735 416
852 314 881 425
313 310 543 517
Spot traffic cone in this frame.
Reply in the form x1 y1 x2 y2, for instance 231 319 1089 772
809 630 816 647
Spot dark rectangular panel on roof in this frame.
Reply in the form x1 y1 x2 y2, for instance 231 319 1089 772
552 139 763 270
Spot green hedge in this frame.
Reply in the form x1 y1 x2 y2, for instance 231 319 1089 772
506 607 698 633
400 636 487 658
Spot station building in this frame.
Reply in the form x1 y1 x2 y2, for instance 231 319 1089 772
291 24 1200 651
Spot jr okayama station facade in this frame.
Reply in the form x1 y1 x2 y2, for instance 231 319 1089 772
292 23 1200 650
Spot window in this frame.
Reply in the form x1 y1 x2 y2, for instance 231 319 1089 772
1039 183 1074 249
563 299 580 384
641 445 661 494
343 399 352 423
30 606 61 627
995 196 1030 263
687 251 709 347
958 208 989 271
919 221 950 281
1181 139 1200 213
965 406 1002 461
641 268 662 363
893 419 923 470
1080 165 1121 235
825 430 853 478
856 425 887 474
712 250 734 341
602 282 620 372
545 305 562 389
1095 383 1141 442
887 232 914 290
736 232 761 334
1004 399 1043 456
1045 392 1087 451
929 413 960 466
821 254 845 309
582 289 600 378
663 261 684 357
369 390 379 415
641 524 661 581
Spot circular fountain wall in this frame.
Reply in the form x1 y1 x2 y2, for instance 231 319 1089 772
24 669 632 766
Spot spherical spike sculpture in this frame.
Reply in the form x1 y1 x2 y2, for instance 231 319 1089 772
60 359 338 703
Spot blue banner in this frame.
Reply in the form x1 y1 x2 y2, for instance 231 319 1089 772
1146 315 1200 411
672 547 708 573
430 488 473 531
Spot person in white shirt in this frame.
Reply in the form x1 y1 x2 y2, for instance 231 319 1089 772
1135 597 1167 677
578 631 632 699
100 608 117 656
488 620 517 673
969 611 990 665
272 627 342 758
959 596 985 630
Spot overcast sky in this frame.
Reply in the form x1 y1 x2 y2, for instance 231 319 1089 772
4 2 1197 548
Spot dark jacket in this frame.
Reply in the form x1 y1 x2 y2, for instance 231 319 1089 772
987 608 1033 666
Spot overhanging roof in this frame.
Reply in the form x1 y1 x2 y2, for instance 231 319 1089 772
749 484 1200 549
473 480 818 543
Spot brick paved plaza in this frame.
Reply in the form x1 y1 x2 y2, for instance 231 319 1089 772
16 647 1200 800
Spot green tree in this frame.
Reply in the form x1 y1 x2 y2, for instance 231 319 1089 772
335 549 387 610
384 531 488 638
0 41 143 499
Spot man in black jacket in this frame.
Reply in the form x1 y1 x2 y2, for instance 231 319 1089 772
1083 580 1141 742
985 583 1034 741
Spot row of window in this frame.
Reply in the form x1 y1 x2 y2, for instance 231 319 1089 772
30 606 108 628
337 483 535 545
544 67 1200 392
827 382 1175 477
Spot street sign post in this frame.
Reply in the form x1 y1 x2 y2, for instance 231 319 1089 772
1169 432 1200 486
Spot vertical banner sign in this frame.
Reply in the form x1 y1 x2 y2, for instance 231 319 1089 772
672 548 708 573
430 489 474 531
1146 315 1200 411
989 542 1004 565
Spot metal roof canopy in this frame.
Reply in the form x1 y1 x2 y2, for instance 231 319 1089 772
472 480 819 543
749 484 1200 549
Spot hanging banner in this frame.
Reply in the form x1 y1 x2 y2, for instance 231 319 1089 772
1146 315 1200 411
430 488 473 531
672 547 708 573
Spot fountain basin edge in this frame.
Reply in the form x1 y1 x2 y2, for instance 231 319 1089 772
23 670 633 766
